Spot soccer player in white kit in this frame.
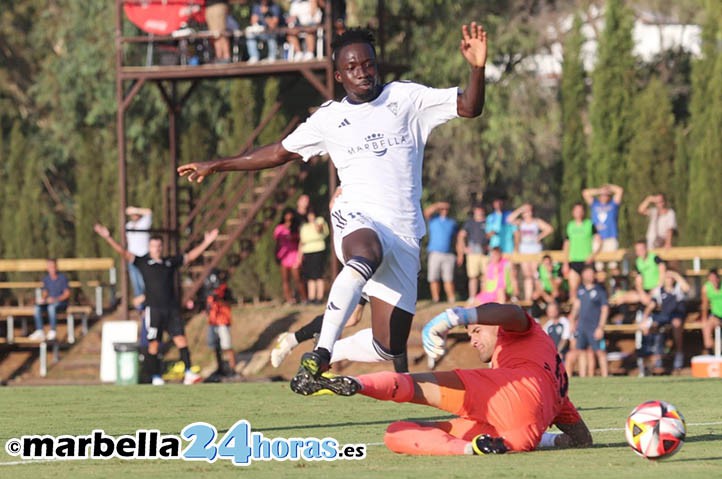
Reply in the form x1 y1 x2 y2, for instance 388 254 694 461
178 23 488 395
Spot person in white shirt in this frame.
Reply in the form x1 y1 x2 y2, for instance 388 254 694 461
178 24 488 395
125 206 152 303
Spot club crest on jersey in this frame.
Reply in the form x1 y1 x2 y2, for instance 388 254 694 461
347 132 408 157
387 102 399 116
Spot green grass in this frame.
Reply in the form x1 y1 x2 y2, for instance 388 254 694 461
1 377 721 478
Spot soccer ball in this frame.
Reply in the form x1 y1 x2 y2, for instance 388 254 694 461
625 400 686 460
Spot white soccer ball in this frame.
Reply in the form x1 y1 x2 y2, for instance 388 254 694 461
625 400 686 460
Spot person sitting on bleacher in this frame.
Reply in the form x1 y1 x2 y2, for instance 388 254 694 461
30 259 70 342
543 301 571 361
286 0 322 61
533 254 564 304
639 270 689 373
246 0 283 63
610 240 665 307
701 268 722 355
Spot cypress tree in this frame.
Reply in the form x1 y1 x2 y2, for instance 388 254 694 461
588 0 636 189
622 77 676 245
559 14 588 225
686 2 722 245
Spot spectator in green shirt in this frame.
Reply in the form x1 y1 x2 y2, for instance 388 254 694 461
562 203 600 303
611 240 665 307
701 269 722 355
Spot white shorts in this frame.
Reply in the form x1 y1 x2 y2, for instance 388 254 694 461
207 325 232 350
330 207 420 314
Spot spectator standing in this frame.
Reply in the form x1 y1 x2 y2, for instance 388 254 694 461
507 203 553 301
638 194 677 249
125 206 152 304
29 259 70 342
486 197 515 254
299 208 330 304
701 269 722 355
543 301 571 359
286 0 322 60
274 207 307 304
205 0 230 62
425 202 458 303
456 204 488 305
206 273 237 376
246 0 282 63
567 265 608 377
583 184 623 272
94 224 219 385
640 270 689 373
563 203 599 303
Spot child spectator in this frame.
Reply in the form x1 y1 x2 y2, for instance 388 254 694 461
533 254 563 304
206 271 237 376
543 301 571 360
475 247 517 305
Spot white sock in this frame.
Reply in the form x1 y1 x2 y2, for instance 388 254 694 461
331 328 385 363
285 333 298 348
316 265 367 353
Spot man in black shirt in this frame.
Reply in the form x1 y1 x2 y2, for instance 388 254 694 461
94 223 218 385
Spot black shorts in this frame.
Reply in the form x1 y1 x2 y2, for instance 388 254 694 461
302 251 327 280
569 262 586 275
144 306 184 341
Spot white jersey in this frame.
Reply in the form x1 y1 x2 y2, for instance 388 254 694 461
282 81 459 238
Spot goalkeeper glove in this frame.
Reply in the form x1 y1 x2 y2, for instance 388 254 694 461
422 307 478 360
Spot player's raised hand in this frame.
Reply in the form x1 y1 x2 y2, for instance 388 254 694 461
178 162 215 183
460 22 487 68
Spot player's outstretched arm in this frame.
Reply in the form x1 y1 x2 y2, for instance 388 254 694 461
178 142 302 183
457 22 487 118
94 224 134 262
423 303 528 359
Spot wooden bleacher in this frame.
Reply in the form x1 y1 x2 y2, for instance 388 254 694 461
0 258 116 377
0 258 116 316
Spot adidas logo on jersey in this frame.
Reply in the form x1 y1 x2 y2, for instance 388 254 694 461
338 118 351 128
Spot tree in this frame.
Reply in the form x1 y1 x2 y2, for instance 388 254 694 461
559 14 588 228
588 0 636 189
685 1 722 245
622 77 676 245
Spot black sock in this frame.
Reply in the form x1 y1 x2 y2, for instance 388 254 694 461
392 353 408 373
215 347 224 370
145 353 160 377
295 314 324 343
180 347 191 371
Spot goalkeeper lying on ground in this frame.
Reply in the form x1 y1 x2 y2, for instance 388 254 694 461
306 303 593 454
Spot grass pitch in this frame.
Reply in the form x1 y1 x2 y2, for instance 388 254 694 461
1 377 721 478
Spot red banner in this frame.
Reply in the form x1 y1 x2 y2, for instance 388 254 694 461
124 1 206 35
